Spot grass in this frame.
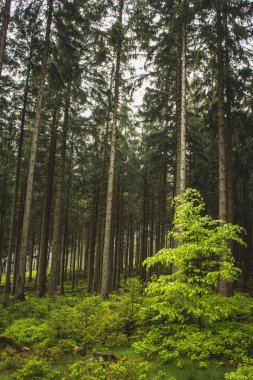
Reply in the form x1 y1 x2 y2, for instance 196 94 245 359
0 346 229 380
151 360 227 380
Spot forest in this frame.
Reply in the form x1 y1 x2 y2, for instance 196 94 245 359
0 0 253 379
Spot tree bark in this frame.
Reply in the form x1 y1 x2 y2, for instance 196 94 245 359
14 0 53 300
172 8 187 273
4 18 39 294
179 15 187 196
48 83 71 296
217 4 230 297
37 107 59 297
140 177 149 281
100 0 124 300
0 0 12 76
87 186 99 293
0 148 9 283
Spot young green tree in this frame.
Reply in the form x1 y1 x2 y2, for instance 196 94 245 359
134 188 247 363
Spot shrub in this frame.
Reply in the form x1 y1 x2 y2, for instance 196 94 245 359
0 357 21 372
67 358 106 380
225 360 253 380
5 318 48 345
67 356 150 380
108 356 150 379
13 357 59 379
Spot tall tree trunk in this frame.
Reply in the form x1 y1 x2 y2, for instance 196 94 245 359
48 84 71 296
140 178 148 281
128 212 134 277
28 227 35 282
113 178 120 290
224 2 233 296
224 2 233 227
0 0 12 76
179 15 187 196
175 42 182 197
217 4 230 297
71 212 78 291
100 0 124 300
124 195 131 280
0 150 9 283
12 182 25 294
172 9 187 273
87 186 99 293
14 0 53 300
4 28 37 294
59 175 70 295
115 173 124 290
37 107 59 297
92 188 103 293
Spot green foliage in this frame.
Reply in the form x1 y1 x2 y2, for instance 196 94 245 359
0 302 11 332
145 188 245 289
225 360 253 380
67 356 150 380
109 356 150 379
13 357 59 380
134 189 250 364
5 318 48 345
112 278 144 338
0 357 22 372
67 358 106 380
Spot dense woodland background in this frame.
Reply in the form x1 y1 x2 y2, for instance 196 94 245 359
0 0 253 300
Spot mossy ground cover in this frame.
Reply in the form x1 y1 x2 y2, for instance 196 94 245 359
1 190 253 379
0 286 249 380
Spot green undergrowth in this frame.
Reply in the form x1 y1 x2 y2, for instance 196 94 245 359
0 288 252 379
1 190 253 379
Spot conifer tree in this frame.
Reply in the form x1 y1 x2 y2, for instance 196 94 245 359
101 0 125 300
15 0 54 300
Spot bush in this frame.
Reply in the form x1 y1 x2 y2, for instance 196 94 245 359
67 356 150 380
14 357 59 379
5 318 48 345
225 360 253 380
0 357 21 372
109 356 150 379
67 358 106 380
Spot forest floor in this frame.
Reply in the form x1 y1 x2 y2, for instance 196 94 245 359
0 276 248 379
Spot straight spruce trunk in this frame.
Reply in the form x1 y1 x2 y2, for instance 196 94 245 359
224 1 233 228
14 0 53 300
59 175 70 295
179 14 187 196
0 0 12 76
172 9 187 274
37 107 59 297
92 187 103 293
92 76 115 293
113 179 121 290
12 183 25 295
128 214 134 276
87 185 99 292
100 0 124 300
48 84 71 296
217 4 230 297
4 42 33 293
140 178 149 281
0 149 9 283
